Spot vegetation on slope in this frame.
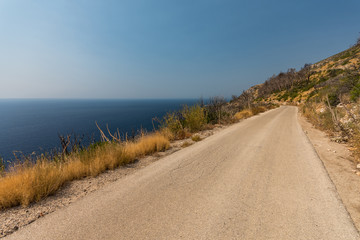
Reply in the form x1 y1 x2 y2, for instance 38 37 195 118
232 36 360 162
0 133 170 209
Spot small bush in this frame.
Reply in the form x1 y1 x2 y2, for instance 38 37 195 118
251 106 267 115
0 156 4 174
306 90 317 102
318 76 329 83
327 69 344 78
161 104 208 138
162 112 183 136
350 83 360 102
182 105 207 132
318 109 337 132
327 93 340 107
181 141 193 148
234 109 252 120
301 103 337 132
191 135 202 142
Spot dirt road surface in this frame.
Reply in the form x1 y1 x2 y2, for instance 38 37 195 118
5 106 359 240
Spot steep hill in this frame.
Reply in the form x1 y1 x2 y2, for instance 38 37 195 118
231 39 360 161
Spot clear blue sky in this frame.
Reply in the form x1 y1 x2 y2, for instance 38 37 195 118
0 0 359 99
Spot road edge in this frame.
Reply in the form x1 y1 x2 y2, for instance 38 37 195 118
297 107 360 234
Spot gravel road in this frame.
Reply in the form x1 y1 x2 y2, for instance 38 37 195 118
5 106 359 240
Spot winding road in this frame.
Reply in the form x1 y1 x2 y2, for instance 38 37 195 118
6 106 359 239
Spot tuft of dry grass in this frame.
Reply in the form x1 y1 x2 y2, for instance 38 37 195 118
181 141 193 148
0 133 170 209
234 109 253 120
251 106 267 115
234 105 276 121
191 135 202 142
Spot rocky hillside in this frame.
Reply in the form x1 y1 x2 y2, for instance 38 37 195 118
231 39 360 161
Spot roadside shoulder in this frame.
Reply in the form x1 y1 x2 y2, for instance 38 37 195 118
298 111 360 231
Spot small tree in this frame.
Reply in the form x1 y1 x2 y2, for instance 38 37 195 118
238 90 254 109
182 105 207 132
207 96 227 124
299 63 312 83
230 95 238 103
0 155 5 173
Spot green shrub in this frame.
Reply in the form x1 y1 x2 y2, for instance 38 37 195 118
182 105 207 132
161 104 208 138
327 69 344 77
162 112 183 135
289 89 299 101
318 76 329 83
350 83 360 102
277 92 289 101
0 156 4 174
319 109 337 131
306 90 318 102
327 93 340 107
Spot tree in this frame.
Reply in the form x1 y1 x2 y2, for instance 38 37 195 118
299 63 312 83
238 90 254 109
207 96 227 124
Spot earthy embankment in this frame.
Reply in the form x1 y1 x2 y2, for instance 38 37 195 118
298 112 360 231
4 106 359 240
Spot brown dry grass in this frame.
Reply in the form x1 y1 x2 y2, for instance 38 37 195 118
181 141 193 148
251 106 267 115
234 109 253 120
191 135 202 142
234 105 276 121
0 133 169 209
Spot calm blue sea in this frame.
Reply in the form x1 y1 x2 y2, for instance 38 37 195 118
0 99 197 163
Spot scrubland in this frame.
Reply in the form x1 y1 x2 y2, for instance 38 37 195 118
0 100 276 209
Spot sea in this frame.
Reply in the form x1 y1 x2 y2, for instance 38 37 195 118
0 99 198 164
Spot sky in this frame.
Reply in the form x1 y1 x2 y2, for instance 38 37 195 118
0 0 359 99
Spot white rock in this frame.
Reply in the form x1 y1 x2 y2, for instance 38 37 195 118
357 164 360 169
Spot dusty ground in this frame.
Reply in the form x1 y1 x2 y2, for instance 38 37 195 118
298 112 360 231
0 126 225 238
4 106 359 240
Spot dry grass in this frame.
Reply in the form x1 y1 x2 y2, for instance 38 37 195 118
181 141 193 148
251 106 267 115
234 109 253 120
0 133 169 209
191 135 202 142
301 103 337 132
301 102 360 162
234 105 276 121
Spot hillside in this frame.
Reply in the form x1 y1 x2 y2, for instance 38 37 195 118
231 40 360 161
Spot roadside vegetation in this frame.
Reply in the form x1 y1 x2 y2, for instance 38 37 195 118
0 97 277 209
235 35 360 162
0 133 169 209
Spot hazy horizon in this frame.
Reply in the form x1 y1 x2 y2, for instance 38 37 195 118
1 0 359 99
